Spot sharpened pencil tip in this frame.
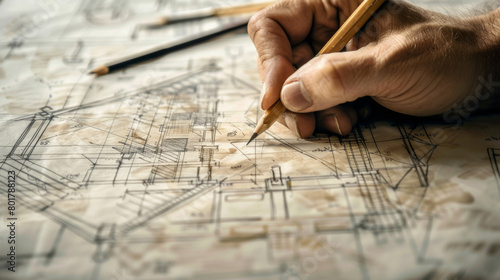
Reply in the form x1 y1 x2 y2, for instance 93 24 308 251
89 65 110 76
246 133 258 146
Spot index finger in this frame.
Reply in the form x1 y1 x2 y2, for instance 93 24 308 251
248 0 315 110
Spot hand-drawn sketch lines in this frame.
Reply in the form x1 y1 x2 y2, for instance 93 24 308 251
1 0 499 279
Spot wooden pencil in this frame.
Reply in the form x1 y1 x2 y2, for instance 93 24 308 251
89 18 249 76
247 0 386 145
149 1 275 26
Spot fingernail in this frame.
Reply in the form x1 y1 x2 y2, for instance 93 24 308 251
334 115 344 136
281 81 312 112
283 111 300 137
259 83 267 109
321 114 343 136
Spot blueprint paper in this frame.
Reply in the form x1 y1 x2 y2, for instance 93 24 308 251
0 0 499 279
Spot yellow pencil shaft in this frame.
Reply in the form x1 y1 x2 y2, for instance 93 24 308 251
262 100 286 131
318 0 386 54
215 1 275 16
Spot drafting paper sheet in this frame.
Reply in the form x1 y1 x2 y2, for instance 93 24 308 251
0 0 499 279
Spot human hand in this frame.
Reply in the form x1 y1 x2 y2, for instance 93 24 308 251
248 0 500 137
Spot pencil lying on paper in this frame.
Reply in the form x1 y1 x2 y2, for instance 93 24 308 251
246 0 387 145
148 1 274 26
89 18 249 76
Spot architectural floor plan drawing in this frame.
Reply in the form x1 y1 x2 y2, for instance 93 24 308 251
1 0 499 279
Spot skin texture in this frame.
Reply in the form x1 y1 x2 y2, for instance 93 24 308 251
248 0 500 138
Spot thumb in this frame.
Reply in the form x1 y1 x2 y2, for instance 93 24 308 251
280 47 380 113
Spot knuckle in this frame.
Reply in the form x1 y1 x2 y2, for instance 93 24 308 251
247 12 266 40
253 27 292 69
315 53 376 102
317 56 349 101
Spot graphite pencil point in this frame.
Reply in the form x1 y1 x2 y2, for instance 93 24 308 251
246 133 258 145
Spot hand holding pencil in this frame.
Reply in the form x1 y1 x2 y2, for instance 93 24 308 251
247 0 386 144
248 0 500 139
